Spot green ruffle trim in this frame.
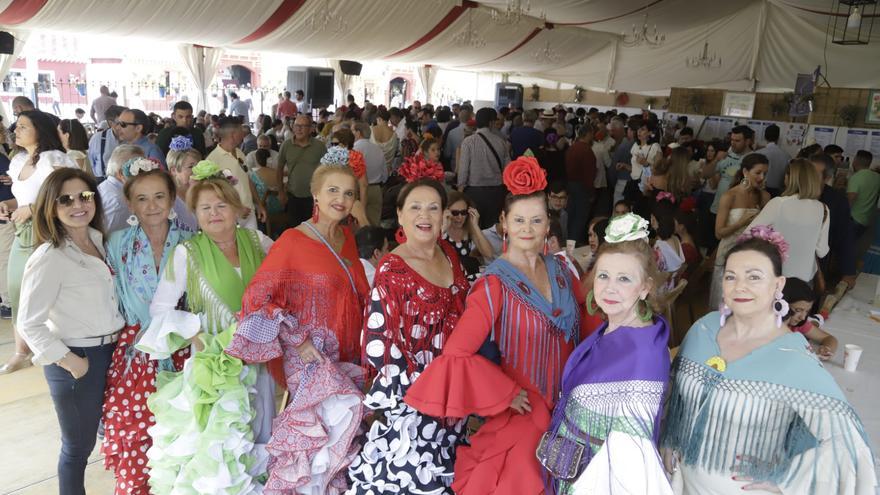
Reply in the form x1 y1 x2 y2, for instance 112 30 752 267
146 326 262 495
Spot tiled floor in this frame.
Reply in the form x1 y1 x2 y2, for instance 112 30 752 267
0 319 115 495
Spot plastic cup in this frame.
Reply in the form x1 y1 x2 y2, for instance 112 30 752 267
844 344 863 372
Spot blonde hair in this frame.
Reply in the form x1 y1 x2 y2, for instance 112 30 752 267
186 178 244 213
167 148 202 172
309 164 357 197
782 158 822 200
592 239 665 313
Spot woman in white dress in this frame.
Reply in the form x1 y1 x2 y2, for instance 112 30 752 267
709 154 770 308
0 110 77 374
747 158 829 283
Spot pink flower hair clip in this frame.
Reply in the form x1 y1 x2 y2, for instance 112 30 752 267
737 225 789 262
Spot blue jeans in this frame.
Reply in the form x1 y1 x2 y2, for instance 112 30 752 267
43 343 115 495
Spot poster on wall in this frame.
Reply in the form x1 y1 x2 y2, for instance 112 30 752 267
867 90 880 124
870 131 880 159
723 92 756 118
781 122 808 156
813 127 836 149
845 129 869 157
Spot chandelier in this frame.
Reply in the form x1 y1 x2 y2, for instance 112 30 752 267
491 0 531 25
306 0 348 34
686 41 721 69
453 10 486 48
533 41 560 63
621 13 666 47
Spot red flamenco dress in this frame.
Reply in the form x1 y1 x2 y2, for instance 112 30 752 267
405 254 591 494
225 224 370 495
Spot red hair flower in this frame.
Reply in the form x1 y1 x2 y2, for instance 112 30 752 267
398 155 444 183
348 149 366 179
503 155 547 196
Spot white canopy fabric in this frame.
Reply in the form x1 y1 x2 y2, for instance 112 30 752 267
178 44 224 114
1 0 878 92
415 65 436 104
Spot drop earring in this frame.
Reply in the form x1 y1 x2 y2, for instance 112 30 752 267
773 290 790 328
719 303 732 326
395 227 407 244
543 237 549 256
502 232 508 253
126 214 139 226
311 201 319 223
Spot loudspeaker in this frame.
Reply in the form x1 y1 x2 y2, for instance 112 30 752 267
495 83 523 110
286 66 335 109
0 32 14 55
338 60 362 76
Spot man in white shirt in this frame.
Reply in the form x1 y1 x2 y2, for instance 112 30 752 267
355 226 388 287
353 122 387 226
98 144 144 233
755 124 790 197
294 89 310 115
389 107 407 143
90 85 117 125
245 135 279 170
206 117 266 229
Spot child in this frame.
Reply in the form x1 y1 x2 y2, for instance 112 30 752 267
783 278 839 361
674 209 702 267
651 199 684 289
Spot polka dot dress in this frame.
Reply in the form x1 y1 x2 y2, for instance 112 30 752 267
348 243 471 494
101 325 188 495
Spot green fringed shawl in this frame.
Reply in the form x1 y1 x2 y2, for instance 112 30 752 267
168 228 264 335
661 312 877 494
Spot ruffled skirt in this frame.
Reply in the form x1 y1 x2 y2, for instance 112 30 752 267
145 327 273 495
348 370 465 495
102 324 189 495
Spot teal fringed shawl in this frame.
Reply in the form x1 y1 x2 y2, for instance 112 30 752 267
661 312 876 493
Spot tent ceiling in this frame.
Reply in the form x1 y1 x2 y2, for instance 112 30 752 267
1 0 878 92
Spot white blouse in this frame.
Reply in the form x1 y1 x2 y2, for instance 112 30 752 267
747 195 829 281
9 150 77 206
629 142 661 181
17 228 125 365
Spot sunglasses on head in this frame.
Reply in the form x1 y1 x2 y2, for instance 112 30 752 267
117 121 139 128
449 209 468 217
330 141 340 146
55 191 96 207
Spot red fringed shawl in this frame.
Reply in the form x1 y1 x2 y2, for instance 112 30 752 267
239 227 370 385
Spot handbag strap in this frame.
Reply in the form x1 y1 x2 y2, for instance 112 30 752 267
302 221 358 296
477 131 504 174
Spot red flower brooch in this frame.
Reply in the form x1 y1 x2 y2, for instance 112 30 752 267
398 154 445 183
503 155 547 196
348 149 366 179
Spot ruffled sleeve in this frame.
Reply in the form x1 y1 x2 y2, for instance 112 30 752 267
404 275 519 419
136 245 199 359
225 310 291 364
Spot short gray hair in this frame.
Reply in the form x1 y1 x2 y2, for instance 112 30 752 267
354 121 371 139
107 144 145 178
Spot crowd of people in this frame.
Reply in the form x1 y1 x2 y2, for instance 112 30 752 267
0 87 878 495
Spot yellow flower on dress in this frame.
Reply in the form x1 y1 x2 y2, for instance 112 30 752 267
705 356 727 372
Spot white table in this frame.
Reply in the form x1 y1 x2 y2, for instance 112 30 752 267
823 273 880 475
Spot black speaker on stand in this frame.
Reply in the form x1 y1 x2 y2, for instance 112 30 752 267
286 66 335 110
0 32 14 55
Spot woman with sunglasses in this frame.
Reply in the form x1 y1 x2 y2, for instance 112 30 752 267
0 110 77 375
18 167 123 495
443 190 494 281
